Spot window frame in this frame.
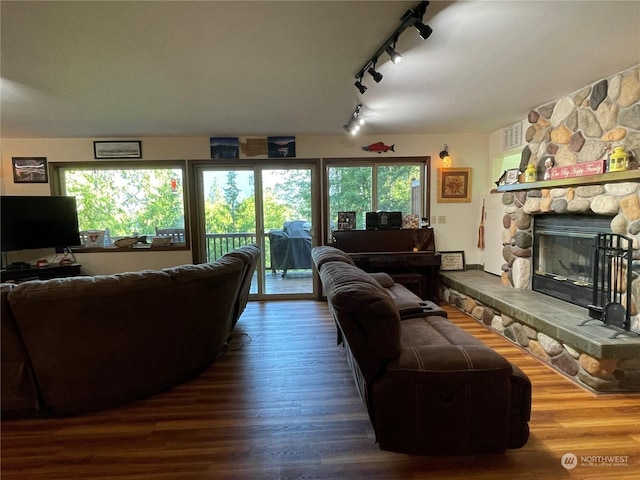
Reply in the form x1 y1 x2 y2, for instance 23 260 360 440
322 156 430 239
50 160 189 252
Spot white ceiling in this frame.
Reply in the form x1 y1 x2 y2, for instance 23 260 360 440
1 1 639 139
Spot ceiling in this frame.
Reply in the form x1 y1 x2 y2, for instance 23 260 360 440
1 1 639 139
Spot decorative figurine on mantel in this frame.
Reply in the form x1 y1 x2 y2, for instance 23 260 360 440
524 163 537 182
543 157 555 180
608 146 629 172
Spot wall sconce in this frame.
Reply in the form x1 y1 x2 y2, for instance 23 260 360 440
439 144 452 167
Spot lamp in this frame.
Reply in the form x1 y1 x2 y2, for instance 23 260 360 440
385 43 402 64
354 77 367 94
413 20 433 39
352 1 431 94
344 104 365 135
368 64 383 83
439 144 452 167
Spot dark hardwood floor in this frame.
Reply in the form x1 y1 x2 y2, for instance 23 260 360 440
2 301 639 479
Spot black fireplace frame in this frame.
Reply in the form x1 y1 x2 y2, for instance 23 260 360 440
532 214 613 308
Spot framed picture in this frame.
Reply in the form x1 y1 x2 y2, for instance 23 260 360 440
12 157 48 183
267 136 296 158
93 141 142 159
210 137 239 159
439 251 466 271
437 167 472 203
337 211 356 230
505 168 520 185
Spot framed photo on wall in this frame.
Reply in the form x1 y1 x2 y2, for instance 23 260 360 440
437 167 472 203
12 157 48 183
94 141 142 159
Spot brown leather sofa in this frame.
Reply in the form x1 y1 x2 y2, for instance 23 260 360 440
226 244 261 329
1 245 260 418
312 246 531 455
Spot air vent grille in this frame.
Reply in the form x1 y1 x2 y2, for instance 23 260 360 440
503 121 522 150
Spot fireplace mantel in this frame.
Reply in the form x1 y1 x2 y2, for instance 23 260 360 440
497 170 640 192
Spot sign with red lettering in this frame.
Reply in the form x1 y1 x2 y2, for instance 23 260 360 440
549 160 605 180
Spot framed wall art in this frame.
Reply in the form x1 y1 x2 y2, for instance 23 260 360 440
437 167 472 203
12 157 48 183
439 251 466 271
94 141 142 159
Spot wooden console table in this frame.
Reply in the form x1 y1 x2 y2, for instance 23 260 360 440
331 229 441 302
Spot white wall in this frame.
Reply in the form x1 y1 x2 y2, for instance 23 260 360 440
1 134 492 274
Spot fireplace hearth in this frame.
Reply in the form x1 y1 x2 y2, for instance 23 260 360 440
532 214 613 308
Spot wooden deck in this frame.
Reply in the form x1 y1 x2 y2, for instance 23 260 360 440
260 269 313 295
2 301 639 479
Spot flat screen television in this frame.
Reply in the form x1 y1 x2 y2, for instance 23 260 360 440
1 196 81 252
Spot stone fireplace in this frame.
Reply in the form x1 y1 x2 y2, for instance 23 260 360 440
501 183 640 335
441 65 640 392
532 214 613 308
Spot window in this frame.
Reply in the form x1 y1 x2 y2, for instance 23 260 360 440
326 159 427 232
54 162 187 248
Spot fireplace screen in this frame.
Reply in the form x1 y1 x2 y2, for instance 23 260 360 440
533 215 613 307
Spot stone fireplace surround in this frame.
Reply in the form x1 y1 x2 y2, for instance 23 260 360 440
440 65 640 392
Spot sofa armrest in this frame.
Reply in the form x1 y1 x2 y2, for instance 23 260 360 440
372 344 518 454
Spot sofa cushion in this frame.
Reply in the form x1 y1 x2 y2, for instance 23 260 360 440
1 283 40 417
319 261 401 364
311 245 355 270
368 272 394 288
400 316 486 347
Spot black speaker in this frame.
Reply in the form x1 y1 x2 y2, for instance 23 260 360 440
390 211 402 229
366 212 378 230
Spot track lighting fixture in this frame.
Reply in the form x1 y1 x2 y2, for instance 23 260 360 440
344 104 365 135
413 20 433 40
439 144 452 167
385 44 402 64
352 1 431 94
354 78 367 94
368 64 383 83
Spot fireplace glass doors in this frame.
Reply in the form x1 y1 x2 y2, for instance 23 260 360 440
533 214 613 307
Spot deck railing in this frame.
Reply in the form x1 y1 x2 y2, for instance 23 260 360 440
205 232 259 261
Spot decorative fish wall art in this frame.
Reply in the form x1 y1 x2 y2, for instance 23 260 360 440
361 142 395 153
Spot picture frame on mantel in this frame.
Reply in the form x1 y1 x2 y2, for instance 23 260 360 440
437 167 472 203
94 141 142 159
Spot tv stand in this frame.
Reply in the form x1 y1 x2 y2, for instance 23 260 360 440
1 263 82 283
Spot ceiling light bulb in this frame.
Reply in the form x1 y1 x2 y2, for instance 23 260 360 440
368 66 383 83
354 80 367 94
358 117 365 126
385 45 402 64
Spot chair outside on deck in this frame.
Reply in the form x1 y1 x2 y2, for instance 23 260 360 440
155 228 186 244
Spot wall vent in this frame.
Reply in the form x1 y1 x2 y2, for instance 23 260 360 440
503 121 522 151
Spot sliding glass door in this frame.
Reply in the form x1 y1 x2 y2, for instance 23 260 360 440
192 162 317 299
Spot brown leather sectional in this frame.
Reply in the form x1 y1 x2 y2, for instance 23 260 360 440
1 245 260 418
312 245 531 455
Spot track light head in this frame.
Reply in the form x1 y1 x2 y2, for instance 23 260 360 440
414 20 432 40
354 79 367 94
385 45 402 64
368 66 383 83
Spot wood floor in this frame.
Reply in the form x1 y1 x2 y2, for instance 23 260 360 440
2 301 639 479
